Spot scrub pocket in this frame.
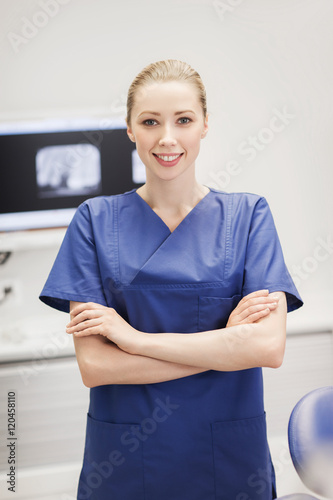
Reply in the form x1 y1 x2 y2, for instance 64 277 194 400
198 294 241 331
211 413 274 500
77 414 145 500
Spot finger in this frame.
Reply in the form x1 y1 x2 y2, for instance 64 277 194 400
70 302 103 318
70 302 95 316
71 326 101 338
237 292 278 311
234 296 279 317
239 290 269 304
240 307 272 324
67 308 104 327
237 301 278 322
66 318 101 334
241 293 280 307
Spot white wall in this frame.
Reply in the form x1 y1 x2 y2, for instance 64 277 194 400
0 2 332 496
1 0 332 327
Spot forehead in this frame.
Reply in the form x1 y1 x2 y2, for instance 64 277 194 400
133 81 201 114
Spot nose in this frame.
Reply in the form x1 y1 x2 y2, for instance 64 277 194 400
159 124 177 147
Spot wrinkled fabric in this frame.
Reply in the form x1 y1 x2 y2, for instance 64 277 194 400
40 188 303 500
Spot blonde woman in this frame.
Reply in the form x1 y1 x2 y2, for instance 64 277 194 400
41 59 303 500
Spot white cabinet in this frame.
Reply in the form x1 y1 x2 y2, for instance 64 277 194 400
0 357 89 499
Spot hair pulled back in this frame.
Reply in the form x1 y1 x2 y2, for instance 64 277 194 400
126 59 207 126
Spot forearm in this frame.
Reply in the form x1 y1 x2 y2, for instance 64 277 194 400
136 325 277 371
69 293 287 377
134 294 287 371
73 335 208 387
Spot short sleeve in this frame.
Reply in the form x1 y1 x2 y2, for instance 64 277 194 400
242 197 303 313
39 202 107 313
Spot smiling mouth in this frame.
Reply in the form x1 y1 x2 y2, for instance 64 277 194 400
153 153 183 162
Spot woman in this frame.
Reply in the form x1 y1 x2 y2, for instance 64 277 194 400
40 59 303 500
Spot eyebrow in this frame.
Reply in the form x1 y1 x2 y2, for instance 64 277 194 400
138 110 196 117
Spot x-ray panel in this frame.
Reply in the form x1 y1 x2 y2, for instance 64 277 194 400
0 118 145 231
36 144 102 198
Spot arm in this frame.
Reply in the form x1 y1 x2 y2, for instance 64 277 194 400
134 291 287 371
69 291 285 381
70 301 208 387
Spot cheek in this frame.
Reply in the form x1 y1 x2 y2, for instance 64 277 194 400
186 132 203 153
136 129 157 145
134 134 151 154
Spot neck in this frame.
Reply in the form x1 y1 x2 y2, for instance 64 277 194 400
137 174 209 216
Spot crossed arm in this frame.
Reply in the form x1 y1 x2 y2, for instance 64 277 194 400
69 290 287 388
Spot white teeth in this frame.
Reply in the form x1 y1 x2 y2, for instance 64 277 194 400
156 154 181 162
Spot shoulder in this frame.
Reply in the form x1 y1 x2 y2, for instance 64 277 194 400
208 189 275 233
77 189 137 217
208 187 267 212
67 190 137 234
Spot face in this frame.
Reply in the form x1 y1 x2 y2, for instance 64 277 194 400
127 81 209 183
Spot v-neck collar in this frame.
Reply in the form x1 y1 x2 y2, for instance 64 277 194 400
134 187 212 234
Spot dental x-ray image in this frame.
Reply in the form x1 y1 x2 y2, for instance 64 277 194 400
36 143 102 198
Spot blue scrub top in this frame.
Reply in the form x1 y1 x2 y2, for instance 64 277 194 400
40 188 303 500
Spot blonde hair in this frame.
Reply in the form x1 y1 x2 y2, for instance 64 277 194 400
126 59 207 126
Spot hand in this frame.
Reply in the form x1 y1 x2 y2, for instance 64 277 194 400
66 302 142 354
226 290 280 328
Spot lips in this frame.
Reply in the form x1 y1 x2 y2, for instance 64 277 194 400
153 153 183 162
153 153 184 167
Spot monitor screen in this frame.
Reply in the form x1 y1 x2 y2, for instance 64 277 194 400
0 117 146 231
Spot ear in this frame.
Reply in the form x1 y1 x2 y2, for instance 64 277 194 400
126 120 136 143
127 130 136 143
201 113 209 139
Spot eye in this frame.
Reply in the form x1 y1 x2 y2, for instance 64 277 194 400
143 119 157 126
178 117 192 124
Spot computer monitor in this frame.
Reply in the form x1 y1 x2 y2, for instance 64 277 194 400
0 117 146 231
